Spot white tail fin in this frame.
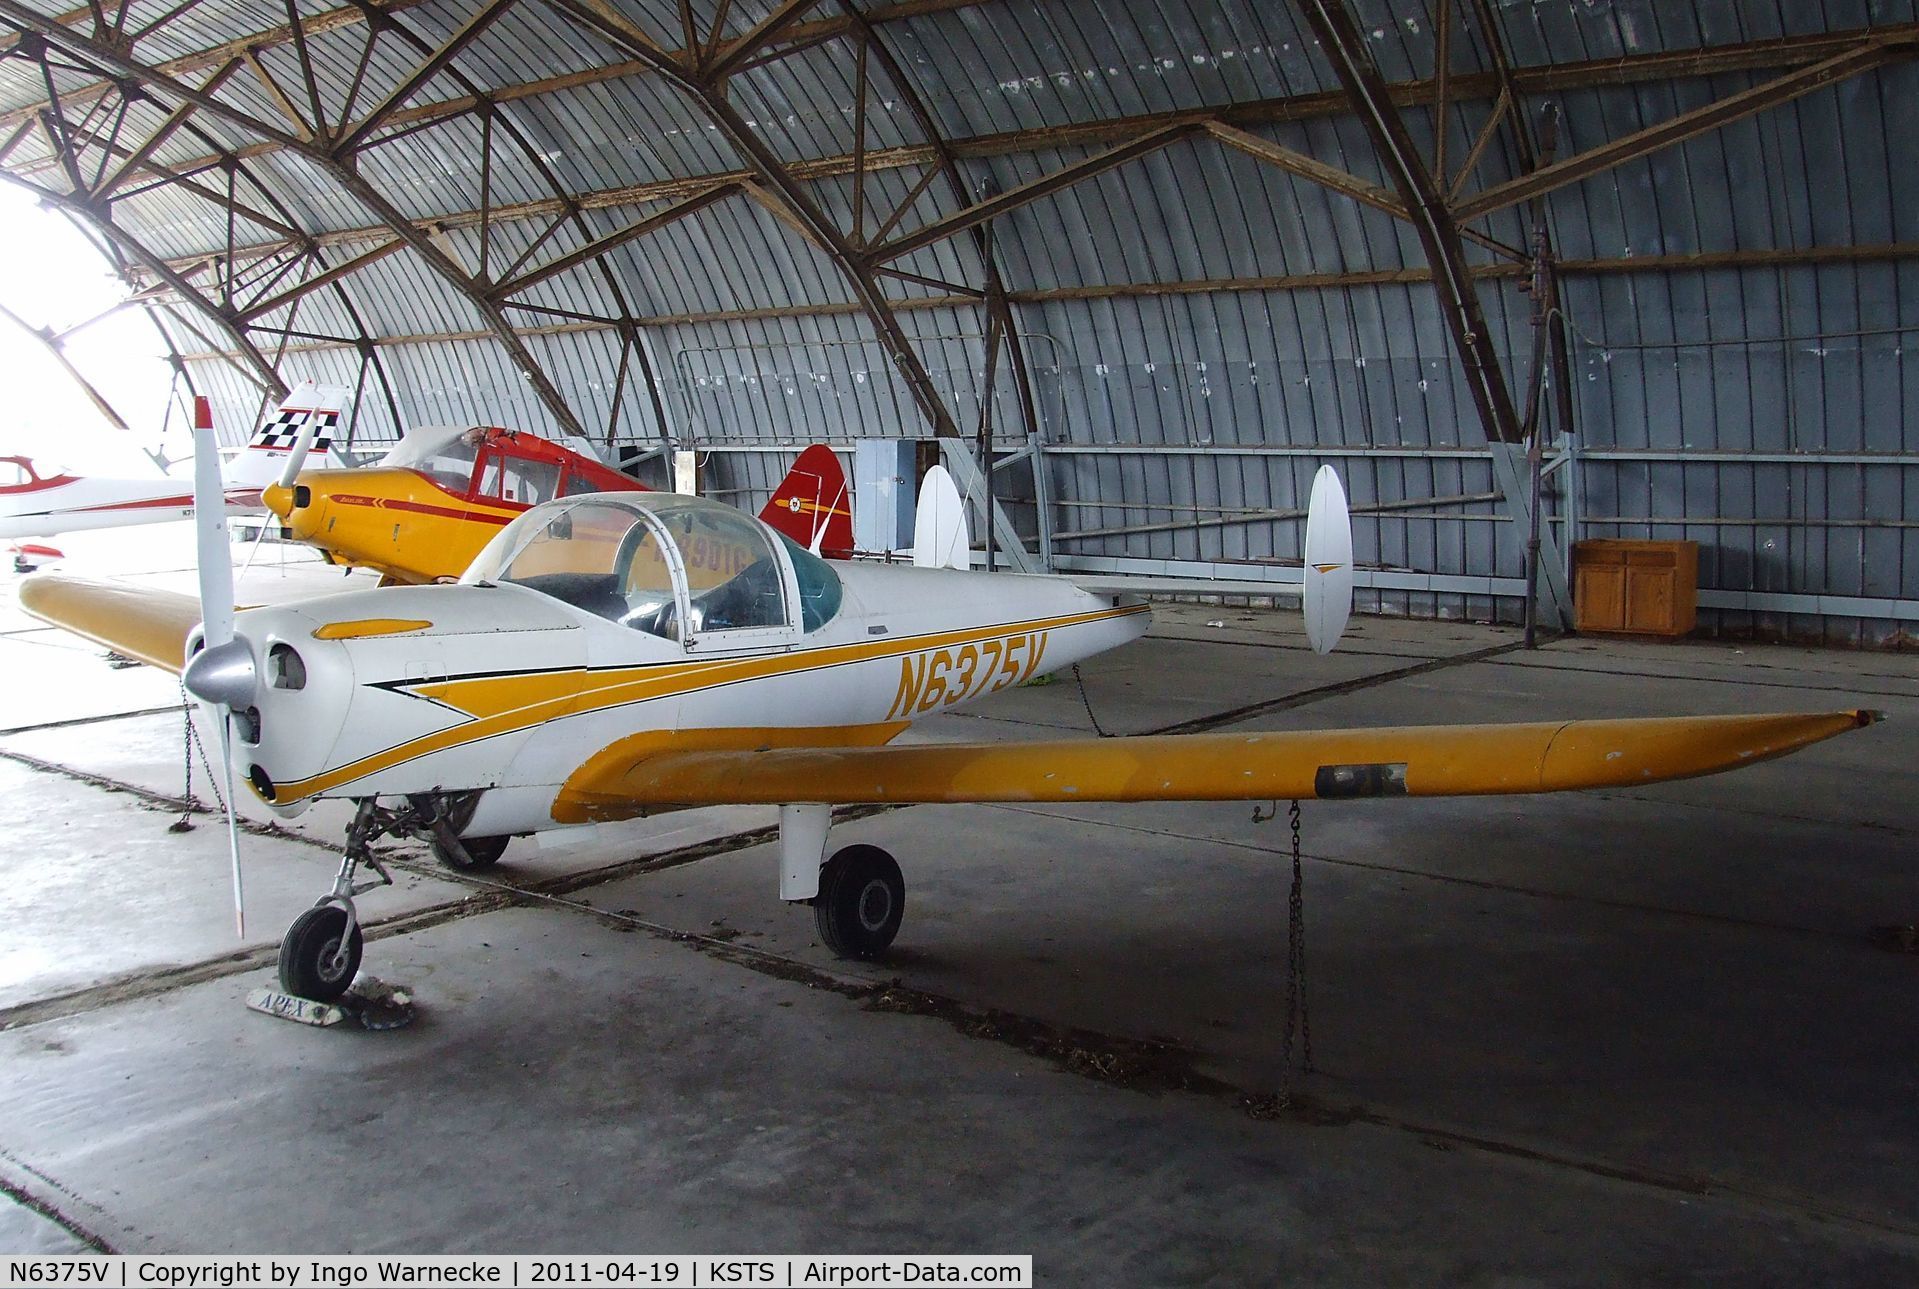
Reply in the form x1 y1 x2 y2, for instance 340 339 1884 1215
225 381 352 491
1303 464 1353 654
912 465 970 571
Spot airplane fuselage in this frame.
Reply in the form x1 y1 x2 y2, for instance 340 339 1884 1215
0 464 202 539
270 465 525 582
220 542 1148 841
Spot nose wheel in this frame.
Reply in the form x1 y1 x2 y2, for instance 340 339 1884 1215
812 844 904 960
279 904 364 1001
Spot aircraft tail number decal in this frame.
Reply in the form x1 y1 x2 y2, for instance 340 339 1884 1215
888 631 1048 719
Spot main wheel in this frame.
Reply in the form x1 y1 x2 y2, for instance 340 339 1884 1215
813 844 904 960
278 904 363 1002
432 833 508 871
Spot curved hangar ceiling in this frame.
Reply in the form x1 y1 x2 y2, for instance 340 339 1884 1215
0 1 1914 643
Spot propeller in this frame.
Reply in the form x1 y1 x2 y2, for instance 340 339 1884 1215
239 396 324 583
275 390 326 491
179 395 252 938
1302 464 1354 655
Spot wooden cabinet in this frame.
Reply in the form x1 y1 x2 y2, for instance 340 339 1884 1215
1572 539 1699 637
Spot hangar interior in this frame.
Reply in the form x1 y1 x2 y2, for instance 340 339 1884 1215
0 0 1916 1279
4 0 1917 638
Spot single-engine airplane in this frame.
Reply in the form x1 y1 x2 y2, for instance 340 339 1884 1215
1 382 352 564
260 423 853 585
17 410 1880 1004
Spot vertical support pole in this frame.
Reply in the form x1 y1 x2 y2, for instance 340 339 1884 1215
361 336 405 446
1029 431 1054 571
1550 271 1579 601
938 440 1036 572
346 339 372 453
1524 418 1546 646
977 312 1002 572
1521 206 1551 646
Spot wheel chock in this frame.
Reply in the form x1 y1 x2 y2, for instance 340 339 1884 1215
246 988 346 1027
246 976 415 1030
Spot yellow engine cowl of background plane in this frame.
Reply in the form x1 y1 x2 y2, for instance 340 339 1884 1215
265 468 518 584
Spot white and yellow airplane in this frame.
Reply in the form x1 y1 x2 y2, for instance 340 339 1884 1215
17 423 1879 1003
0 383 353 560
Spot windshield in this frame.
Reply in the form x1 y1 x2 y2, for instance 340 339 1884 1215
651 501 787 632
465 501 678 637
380 426 483 494
464 495 840 639
780 535 842 632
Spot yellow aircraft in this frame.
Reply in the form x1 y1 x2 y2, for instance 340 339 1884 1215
17 417 1879 1003
261 425 852 585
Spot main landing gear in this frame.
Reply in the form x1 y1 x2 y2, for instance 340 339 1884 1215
277 792 507 1001
813 844 905 959
778 804 906 961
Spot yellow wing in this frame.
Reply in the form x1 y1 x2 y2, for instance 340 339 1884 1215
553 710 1878 823
16 575 202 674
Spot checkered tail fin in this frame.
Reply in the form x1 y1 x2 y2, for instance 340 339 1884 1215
228 380 352 488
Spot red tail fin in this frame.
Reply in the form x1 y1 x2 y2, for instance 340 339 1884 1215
760 445 853 558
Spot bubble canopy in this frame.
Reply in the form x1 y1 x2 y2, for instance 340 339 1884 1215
463 493 841 638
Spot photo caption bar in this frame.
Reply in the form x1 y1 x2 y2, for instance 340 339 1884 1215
0 1257 1032 1289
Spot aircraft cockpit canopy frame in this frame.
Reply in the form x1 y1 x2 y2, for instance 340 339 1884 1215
464 493 843 651
379 426 634 507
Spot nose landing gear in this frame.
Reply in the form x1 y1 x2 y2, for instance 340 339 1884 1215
276 791 507 998
277 797 395 1002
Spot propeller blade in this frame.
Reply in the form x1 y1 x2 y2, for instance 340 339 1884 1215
275 407 323 491
1303 464 1354 655
190 396 236 649
215 717 246 940
182 396 257 718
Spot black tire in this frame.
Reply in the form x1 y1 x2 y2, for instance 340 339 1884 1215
813 845 905 960
432 833 508 871
278 904 363 1002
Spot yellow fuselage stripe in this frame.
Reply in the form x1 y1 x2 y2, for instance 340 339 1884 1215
268 601 1145 803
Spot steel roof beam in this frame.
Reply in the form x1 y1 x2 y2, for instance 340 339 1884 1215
5 168 287 395
0 0 991 133
703 0 821 79
1454 35 1917 221
93 60 238 199
548 0 962 439
160 239 1919 358
235 236 405 322
1204 120 1407 218
0 0 595 439
21 15 1901 194
489 180 743 300
332 0 519 155
873 123 1201 264
116 20 1919 272
1297 0 1522 446
0 0 438 131
0 296 131 428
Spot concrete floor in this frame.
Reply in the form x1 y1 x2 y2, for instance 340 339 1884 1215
3 531 1917 1282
